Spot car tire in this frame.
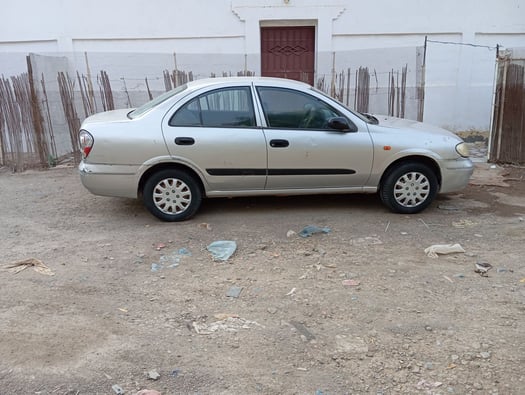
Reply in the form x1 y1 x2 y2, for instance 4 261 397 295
143 169 202 222
379 162 438 214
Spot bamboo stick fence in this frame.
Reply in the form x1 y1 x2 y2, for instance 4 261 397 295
0 57 418 172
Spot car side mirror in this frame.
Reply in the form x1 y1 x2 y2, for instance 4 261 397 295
327 117 358 132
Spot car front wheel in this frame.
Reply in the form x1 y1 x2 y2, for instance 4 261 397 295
380 162 438 214
143 169 202 221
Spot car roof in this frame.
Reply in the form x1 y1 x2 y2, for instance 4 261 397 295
184 76 312 90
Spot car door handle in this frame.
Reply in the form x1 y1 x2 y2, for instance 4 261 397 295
269 139 289 148
175 137 195 145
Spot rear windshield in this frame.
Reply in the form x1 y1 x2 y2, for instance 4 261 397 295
128 84 188 119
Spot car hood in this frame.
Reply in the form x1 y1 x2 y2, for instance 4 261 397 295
82 109 134 125
371 115 460 139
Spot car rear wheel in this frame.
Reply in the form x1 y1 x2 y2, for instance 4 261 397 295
143 169 202 222
380 162 438 214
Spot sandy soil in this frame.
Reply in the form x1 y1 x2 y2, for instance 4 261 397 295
0 162 524 395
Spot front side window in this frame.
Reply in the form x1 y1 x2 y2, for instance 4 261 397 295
170 87 256 127
257 87 342 130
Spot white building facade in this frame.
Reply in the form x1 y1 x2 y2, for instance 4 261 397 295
1 0 524 133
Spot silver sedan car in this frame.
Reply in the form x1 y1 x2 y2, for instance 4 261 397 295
78 77 473 221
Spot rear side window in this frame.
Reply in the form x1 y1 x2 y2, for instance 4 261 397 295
129 84 187 119
170 87 256 127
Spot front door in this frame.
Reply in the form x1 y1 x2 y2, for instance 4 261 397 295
255 86 374 190
261 26 315 85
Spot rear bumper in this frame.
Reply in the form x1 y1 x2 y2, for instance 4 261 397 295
78 162 139 198
439 158 474 193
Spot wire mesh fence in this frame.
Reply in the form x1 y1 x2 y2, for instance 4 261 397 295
0 49 422 171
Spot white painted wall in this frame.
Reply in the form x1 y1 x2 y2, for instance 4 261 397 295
1 0 524 131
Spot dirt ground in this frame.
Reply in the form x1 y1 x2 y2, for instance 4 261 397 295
0 161 524 395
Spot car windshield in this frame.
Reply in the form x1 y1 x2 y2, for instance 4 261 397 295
128 84 188 119
310 87 373 124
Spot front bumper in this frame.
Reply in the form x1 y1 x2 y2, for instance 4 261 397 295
439 158 474 193
78 162 139 198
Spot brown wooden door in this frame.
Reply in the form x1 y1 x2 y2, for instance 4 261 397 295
490 59 525 164
261 26 315 85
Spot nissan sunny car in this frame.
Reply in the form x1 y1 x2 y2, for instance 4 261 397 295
78 77 473 221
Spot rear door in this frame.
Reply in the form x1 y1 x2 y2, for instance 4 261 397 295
256 86 374 190
163 85 268 191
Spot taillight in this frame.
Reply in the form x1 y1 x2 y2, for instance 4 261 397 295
79 130 94 159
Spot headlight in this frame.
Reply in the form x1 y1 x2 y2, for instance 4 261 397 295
455 142 470 158
79 130 94 158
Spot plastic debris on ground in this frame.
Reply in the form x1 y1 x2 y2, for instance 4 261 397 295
177 248 191 256
298 225 331 238
475 262 493 276
112 384 125 395
226 286 243 298
2 258 54 276
424 243 465 258
135 390 161 395
151 263 162 272
151 248 191 272
452 219 477 228
290 320 315 341
154 242 166 251
147 370 160 380
191 317 263 335
207 240 237 261
342 279 360 287
134 254 145 264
